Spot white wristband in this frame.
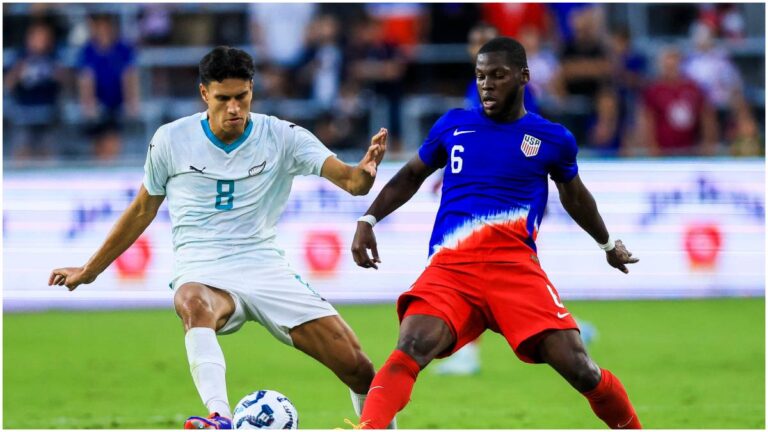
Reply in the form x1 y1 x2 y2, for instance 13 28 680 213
357 214 378 227
598 235 615 252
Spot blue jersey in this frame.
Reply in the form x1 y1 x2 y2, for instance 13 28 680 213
418 107 578 263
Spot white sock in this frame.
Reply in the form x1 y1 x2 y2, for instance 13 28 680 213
350 389 397 429
185 327 232 418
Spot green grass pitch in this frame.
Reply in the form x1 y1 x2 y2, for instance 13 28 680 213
3 298 764 429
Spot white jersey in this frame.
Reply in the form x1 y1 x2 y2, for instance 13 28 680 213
143 111 334 278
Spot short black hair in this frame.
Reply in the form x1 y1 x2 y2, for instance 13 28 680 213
199 46 255 85
477 37 528 68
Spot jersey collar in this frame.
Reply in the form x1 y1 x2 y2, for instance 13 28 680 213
200 112 253 154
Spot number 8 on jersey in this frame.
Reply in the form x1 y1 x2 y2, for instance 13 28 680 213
215 180 235 210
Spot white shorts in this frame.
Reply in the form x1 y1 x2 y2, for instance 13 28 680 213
172 249 338 345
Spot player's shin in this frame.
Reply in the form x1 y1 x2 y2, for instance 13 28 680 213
359 350 420 429
582 368 642 429
185 327 232 418
350 389 398 429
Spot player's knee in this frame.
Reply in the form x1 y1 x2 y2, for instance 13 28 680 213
567 354 601 392
176 296 215 324
396 333 440 367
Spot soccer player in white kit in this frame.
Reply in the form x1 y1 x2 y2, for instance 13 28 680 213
49 46 393 429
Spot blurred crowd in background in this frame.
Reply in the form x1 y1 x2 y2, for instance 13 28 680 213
3 3 765 165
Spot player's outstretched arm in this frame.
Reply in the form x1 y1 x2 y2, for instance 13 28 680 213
48 185 165 290
351 155 437 269
321 128 388 196
555 174 639 274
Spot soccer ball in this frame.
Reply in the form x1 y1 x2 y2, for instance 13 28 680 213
232 390 299 429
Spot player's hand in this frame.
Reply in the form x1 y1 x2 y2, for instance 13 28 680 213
351 222 381 270
48 267 97 291
606 239 639 274
359 128 388 177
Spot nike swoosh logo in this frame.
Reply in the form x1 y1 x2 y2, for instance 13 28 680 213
453 129 475 136
617 416 634 428
556 312 570 319
369 386 384 392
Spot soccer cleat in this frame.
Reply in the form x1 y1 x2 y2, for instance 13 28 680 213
184 412 232 429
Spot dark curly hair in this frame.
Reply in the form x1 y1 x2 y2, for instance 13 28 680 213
478 37 528 68
199 46 255 85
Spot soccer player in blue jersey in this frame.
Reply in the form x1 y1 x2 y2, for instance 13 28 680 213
351 37 642 429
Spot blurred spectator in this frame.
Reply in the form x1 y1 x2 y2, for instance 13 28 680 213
481 3 551 41
313 111 356 150
426 3 481 44
318 3 367 25
518 25 561 108
364 3 426 52
345 14 407 153
547 2 595 46
557 6 611 101
586 86 623 157
334 80 371 148
298 14 344 109
727 102 763 156
697 4 746 40
637 47 718 157
683 24 760 155
465 23 538 113
4 20 64 160
609 26 647 99
607 26 647 156
684 24 745 112
3 4 69 52
137 4 172 46
77 13 139 161
255 64 291 101
249 3 317 69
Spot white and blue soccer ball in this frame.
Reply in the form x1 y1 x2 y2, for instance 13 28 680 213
232 390 298 429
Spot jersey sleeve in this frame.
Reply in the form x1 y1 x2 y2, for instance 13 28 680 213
548 127 579 183
143 126 171 195
418 111 456 169
282 120 335 176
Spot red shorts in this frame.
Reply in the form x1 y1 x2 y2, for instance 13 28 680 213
397 255 578 363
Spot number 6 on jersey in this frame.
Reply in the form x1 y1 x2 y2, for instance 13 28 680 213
451 145 464 174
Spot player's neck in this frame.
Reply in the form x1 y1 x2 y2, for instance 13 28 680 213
488 106 527 123
207 118 249 145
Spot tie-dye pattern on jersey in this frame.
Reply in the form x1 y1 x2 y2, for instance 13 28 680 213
419 107 578 263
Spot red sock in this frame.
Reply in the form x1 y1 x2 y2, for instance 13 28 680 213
582 368 642 429
360 350 421 429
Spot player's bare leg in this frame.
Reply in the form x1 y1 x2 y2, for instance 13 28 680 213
175 283 236 428
290 315 375 394
358 314 454 429
290 315 398 427
538 329 642 429
175 283 236 331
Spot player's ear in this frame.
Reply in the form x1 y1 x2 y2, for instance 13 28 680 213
520 67 530 85
199 83 208 103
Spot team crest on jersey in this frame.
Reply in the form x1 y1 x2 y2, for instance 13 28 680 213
520 134 542 157
248 161 267 176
